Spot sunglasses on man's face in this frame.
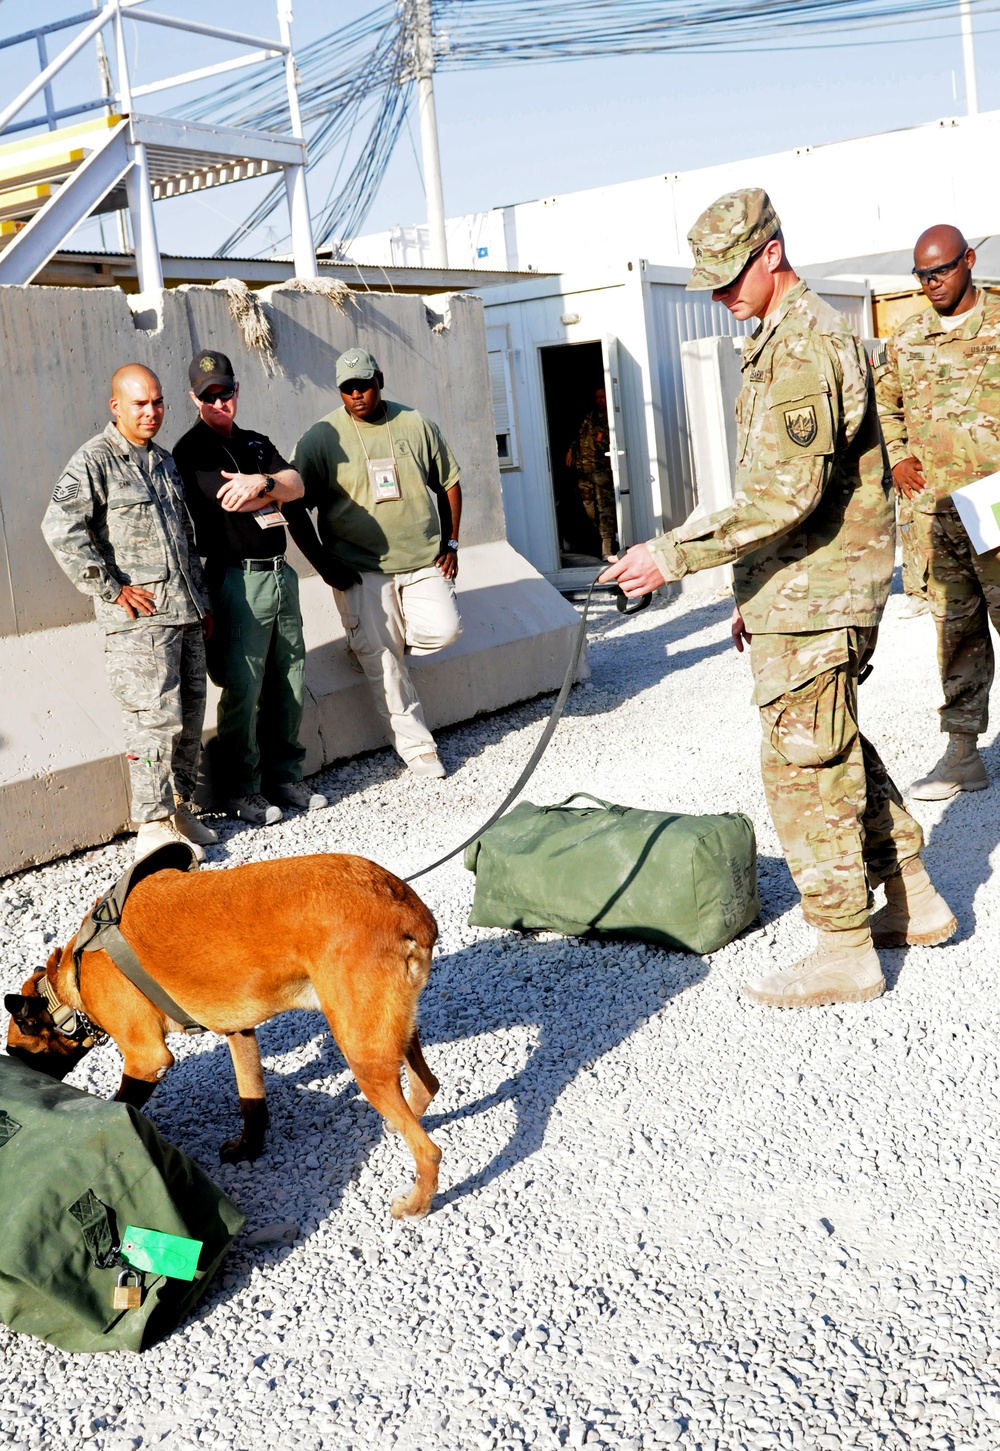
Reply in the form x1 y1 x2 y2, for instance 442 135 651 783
199 385 236 403
912 251 967 284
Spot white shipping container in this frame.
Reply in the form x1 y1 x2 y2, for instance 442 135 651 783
479 262 871 590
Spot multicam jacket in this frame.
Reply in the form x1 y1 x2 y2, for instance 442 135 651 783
873 287 1000 514
647 281 894 636
42 421 208 634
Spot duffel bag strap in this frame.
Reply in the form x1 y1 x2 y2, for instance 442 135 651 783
69 1189 125 1270
542 793 627 814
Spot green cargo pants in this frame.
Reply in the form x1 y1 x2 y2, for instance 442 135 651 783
213 561 307 797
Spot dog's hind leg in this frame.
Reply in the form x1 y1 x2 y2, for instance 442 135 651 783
348 1058 442 1219
221 1029 271 1164
404 1029 439 1119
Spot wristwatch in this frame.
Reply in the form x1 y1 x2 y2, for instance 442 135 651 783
257 475 276 498
446 539 459 552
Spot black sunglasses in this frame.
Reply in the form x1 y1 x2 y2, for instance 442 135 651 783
912 250 967 284
199 385 236 403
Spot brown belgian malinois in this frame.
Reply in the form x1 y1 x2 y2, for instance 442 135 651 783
5 853 442 1219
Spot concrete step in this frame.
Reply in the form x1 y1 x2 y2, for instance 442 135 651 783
0 542 586 874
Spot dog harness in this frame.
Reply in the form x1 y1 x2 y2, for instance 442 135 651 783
72 842 207 1035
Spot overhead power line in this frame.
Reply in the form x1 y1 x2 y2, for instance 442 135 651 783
167 0 995 256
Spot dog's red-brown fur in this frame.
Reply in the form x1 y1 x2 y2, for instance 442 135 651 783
5 854 442 1218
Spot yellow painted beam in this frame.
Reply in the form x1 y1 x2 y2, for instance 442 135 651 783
0 182 50 223
0 149 85 190
0 113 122 166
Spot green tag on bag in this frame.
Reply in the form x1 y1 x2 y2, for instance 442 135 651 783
121 1225 203 1281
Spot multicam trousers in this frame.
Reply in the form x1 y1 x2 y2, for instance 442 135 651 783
752 628 924 932
912 505 1000 735
104 622 207 823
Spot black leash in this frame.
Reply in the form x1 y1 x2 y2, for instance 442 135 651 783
404 579 652 883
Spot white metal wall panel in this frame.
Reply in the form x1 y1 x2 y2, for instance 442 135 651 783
643 281 752 531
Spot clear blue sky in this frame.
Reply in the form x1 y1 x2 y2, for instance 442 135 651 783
2 1 1000 255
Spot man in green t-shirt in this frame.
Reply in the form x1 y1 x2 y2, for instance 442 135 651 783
287 349 463 778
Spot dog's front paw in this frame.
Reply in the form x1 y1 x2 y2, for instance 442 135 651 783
219 1134 264 1164
390 1188 432 1220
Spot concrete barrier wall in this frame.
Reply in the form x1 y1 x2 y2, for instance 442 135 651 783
0 285 583 875
0 283 507 637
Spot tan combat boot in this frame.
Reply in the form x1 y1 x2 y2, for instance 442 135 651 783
743 926 884 1008
172 800 219 847
134 818 204 863
870 858 957 947
908 732 987 800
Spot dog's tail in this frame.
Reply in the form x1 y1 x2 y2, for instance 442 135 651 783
403 936 433 991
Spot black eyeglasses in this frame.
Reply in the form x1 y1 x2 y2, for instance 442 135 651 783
912 250 967 284
199 385 236 403
339 378 375 394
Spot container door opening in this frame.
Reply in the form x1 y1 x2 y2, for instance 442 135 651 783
540 341 620 570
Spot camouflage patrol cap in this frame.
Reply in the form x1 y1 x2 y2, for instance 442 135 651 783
686 187 781 291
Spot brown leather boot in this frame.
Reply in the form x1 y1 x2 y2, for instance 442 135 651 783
908 733 987 800
870 859 957 947
742 926 884 1008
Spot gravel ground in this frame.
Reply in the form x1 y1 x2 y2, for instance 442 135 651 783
3 583 1000 1451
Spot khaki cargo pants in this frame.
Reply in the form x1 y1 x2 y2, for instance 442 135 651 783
334 566 461 765
751 628 923 932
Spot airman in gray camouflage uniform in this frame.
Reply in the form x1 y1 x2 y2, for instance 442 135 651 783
42 364 212 860
602 188 956 1009
874 224 1000 799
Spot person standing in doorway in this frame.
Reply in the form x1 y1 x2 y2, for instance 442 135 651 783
172 349 328 826
566 384 618 559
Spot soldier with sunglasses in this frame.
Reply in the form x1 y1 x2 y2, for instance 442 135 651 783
874 226 1000 800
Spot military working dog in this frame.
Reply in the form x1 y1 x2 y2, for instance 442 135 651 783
5 853 442 1219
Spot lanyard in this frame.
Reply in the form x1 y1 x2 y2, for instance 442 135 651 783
350 405 398 472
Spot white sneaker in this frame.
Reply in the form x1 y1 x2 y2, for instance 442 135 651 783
172 801 219 845
135 818 204 863
408 752 446 779
270 781 328 811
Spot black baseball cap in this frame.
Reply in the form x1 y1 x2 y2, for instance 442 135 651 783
189 349 236 397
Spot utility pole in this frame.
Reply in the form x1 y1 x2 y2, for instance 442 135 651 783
960 0 979 115
93 0 130 254
414 0 448 267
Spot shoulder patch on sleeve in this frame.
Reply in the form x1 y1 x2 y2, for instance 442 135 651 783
51 477 80 504
869 341 887 369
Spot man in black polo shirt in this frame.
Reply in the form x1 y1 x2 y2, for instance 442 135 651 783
173 349 327 825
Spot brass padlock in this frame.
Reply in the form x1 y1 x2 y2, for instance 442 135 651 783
112 1269 143 1311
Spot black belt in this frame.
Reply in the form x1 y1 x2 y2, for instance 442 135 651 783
240 556 285 573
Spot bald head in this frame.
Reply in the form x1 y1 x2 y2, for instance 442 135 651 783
109 364 164 446
912 225 976 317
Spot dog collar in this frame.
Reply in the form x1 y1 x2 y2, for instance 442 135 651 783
37 974 108 1050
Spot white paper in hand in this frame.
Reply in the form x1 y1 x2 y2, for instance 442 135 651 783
951 471 1000 554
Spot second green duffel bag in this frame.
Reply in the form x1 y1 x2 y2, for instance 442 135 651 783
0 1054 245 1353
465 792 760 954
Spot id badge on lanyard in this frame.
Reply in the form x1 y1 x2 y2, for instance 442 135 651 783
369 457 401 503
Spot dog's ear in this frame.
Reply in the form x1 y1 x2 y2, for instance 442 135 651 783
5 993 49 1029
45 946 63 973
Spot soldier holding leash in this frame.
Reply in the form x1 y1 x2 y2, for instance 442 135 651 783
601 188 956 1009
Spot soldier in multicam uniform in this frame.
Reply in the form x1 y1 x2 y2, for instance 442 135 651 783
601 188 956 1008
567 385 618 558
42 364 214 862
874 224 1000 799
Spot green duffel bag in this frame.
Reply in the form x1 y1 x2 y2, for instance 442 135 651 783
465 792 760 954
0 1055 245 1353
